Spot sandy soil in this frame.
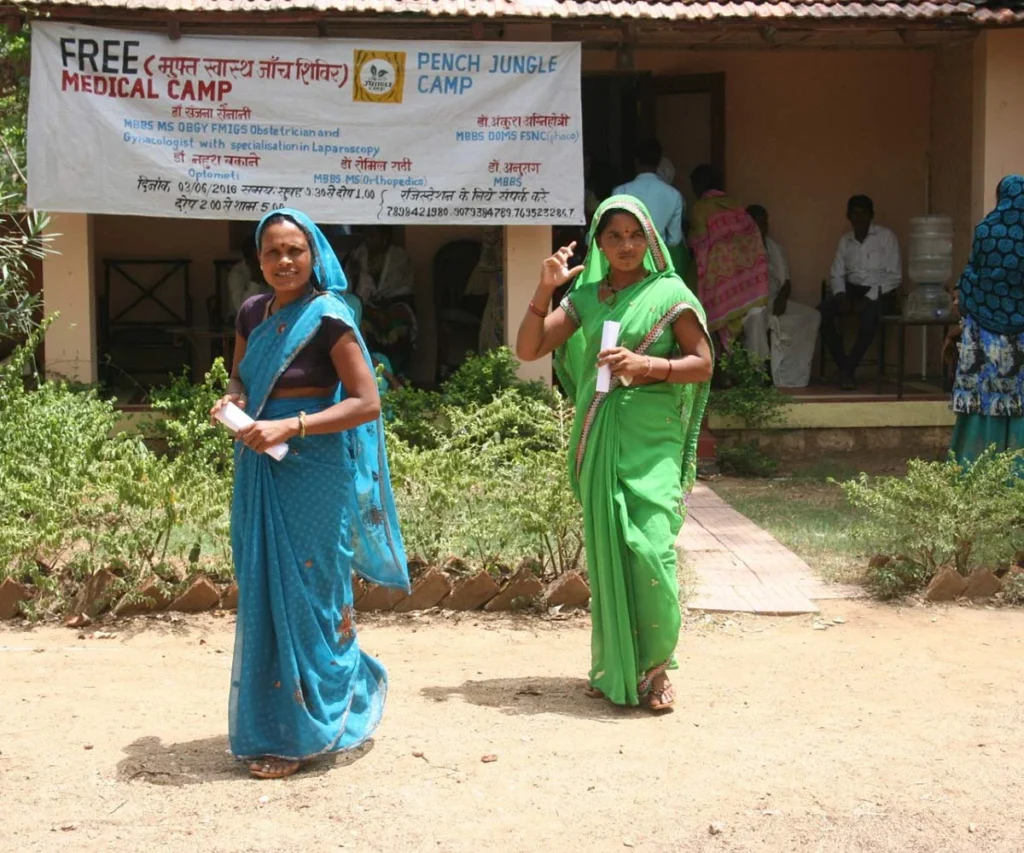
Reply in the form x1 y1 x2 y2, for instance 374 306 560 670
2 600 1024 853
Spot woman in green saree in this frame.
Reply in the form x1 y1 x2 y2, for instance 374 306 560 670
516 196 714 711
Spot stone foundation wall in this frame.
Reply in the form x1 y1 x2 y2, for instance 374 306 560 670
716 425 953 467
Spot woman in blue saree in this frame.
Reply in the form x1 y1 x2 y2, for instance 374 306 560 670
951 174 1024 467
211 209 409 779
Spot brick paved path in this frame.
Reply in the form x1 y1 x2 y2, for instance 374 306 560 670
679 483 863 615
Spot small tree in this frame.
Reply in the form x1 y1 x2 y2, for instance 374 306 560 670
0 206 53 344
0 26 54 348
0 26 30 207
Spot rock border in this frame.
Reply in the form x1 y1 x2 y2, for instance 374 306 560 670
0 567 591 622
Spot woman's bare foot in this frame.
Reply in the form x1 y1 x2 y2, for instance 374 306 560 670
584 685 605 699
248 757 302 779
646 673 675 712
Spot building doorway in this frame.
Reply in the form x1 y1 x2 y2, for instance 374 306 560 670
581 72 725 213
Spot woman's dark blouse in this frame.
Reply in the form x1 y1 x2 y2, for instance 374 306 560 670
235 293 351 388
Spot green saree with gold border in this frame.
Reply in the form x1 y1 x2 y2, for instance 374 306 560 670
555 195 711 707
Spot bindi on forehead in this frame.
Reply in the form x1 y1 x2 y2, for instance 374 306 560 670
261 225 308 251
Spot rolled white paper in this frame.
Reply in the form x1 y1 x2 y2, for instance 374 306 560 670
214 401 289 461
596 320 621 393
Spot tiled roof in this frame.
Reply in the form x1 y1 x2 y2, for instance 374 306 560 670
12 0 1024 24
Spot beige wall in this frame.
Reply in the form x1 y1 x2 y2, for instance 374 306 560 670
504 226 552 383
931 40 976 277
972 29 1024 221
43 213 96 383
587 48 934 308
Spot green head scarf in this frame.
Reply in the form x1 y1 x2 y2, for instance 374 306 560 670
555 195 680 398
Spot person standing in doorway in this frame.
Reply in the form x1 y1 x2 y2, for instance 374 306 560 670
820 195 902 391
613 138 685 250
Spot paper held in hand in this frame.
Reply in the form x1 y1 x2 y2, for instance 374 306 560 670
597 320 630 392
214 401 289 461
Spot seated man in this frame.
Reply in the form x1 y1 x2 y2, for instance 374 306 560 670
820 195 902 390
742 205 821 388
613 137 685 249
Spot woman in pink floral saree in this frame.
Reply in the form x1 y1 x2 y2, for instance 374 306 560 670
687 165 770 350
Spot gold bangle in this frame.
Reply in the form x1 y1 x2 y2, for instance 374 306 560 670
298 411 306 439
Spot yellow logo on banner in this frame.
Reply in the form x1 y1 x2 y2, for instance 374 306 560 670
352 50 406 104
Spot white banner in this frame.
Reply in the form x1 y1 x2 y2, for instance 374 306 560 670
27 23 583 225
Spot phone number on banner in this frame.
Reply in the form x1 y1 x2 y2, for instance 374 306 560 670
387 206 577 220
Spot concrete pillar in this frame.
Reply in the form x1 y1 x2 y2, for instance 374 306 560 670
504 225 552 383
971 30 1024 222
42 213 97 384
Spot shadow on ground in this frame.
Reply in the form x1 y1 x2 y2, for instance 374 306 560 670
422 676 647 721
117 735 374 785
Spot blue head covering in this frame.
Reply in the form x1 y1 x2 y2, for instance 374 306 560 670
959 175 1024 335
257 208 364 326
255 207 350 295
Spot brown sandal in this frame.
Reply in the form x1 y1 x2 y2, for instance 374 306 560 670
646 675 675 712
248 757 302 779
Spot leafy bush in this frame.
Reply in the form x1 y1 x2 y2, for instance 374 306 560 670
2 334 581 615
0 332 232 615
708 343 788 429
387 387 584 578
148 358 233 470
441 346 553 410
864 557 933 601
716 440 778 478
840 450 1024 591
1003 571 1024 606
384 347 554 450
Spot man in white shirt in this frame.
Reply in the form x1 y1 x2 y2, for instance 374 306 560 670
820 195 902 390
742 205 821 387
613 138 685 248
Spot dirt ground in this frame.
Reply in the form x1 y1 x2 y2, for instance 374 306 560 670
3 600 1024 853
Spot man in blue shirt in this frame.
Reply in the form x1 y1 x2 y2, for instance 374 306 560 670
613 138 685 248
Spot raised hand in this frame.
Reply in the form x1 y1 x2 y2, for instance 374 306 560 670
540 243 585 292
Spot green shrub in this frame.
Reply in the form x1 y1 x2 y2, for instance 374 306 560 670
0 331 232 615
716 440 778 478
840 450 1024 591
148 358 233 470
441 346 553 410
383 347 554 450
387 387 583 578
708 343 787 429
864 557 933 601
1003 571 1024 606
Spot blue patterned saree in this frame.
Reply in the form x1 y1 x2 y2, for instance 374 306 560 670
228 210 409 762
